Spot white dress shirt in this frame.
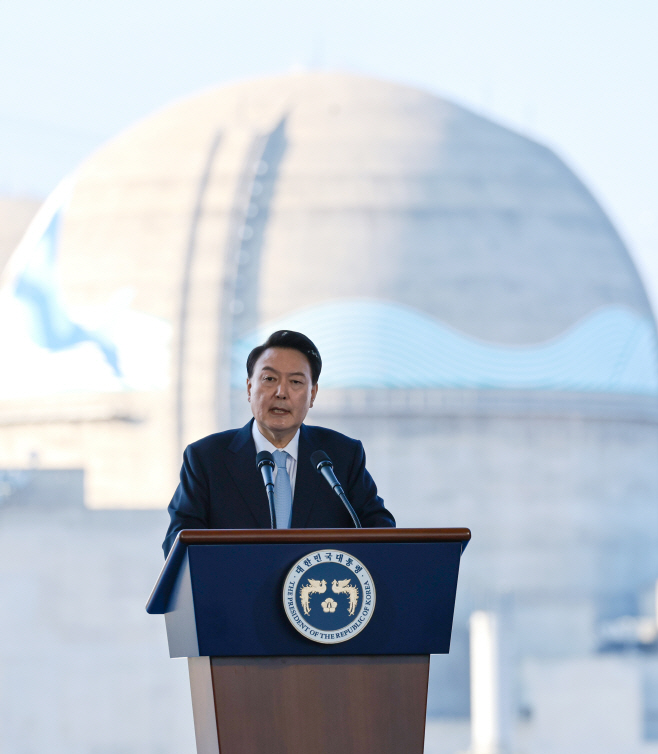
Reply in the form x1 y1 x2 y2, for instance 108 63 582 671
252 421 300 498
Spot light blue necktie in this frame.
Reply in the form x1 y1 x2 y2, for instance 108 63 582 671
272 450 293 529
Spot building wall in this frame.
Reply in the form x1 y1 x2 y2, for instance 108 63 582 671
0 474 195 753
298 388 658 716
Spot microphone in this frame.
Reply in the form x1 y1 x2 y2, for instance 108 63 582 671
310 450 362 528
256 450 277 529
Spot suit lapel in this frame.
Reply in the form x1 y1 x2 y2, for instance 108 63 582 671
226 420 272 528
291 424 324 528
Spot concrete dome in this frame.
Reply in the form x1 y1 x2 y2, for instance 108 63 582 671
1 72 655 507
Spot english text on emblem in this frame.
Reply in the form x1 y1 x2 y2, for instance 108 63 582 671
282 549 376 644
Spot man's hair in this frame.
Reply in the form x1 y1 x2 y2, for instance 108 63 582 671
246 330 322 385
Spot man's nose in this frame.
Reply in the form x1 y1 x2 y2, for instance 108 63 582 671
275 383 288 398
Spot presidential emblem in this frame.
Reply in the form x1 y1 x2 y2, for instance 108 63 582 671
283 549 376 644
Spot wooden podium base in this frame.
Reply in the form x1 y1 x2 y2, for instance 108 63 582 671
189 655 430 754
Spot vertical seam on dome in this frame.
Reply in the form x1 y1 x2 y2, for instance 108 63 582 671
217 117 288 428
176 131 223 458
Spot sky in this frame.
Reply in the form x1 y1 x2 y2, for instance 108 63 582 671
1 0 657 307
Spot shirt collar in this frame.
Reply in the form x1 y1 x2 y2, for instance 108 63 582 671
252 420 300 462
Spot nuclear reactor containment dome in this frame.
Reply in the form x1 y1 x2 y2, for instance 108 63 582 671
1 72 658 714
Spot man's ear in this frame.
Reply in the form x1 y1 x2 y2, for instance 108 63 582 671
246 377 252 402
310 382 318 407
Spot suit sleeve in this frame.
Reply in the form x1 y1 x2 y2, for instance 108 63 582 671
344 441 396 528
162 444 210 557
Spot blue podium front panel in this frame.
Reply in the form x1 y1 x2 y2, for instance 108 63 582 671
166 541 462 657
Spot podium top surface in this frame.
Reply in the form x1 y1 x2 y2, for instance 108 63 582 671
146 528 470 615
171 527 470 546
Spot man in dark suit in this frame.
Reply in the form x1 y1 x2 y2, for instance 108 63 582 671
163 330 395 556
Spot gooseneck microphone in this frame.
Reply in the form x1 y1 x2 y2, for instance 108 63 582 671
256 450 277 529
310 450 362 528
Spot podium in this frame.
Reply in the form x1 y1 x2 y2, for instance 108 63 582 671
146 528 470 754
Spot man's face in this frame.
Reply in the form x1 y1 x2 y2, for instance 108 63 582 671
247 347 318 445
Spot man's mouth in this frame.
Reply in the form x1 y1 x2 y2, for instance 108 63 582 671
271 408 290 415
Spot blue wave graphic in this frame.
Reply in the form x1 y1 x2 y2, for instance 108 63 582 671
232 300 658 395
13 206 121 376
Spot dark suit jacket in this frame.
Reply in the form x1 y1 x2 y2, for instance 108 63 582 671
163 420 395 556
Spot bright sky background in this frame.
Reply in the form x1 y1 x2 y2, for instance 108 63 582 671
2 0 657 308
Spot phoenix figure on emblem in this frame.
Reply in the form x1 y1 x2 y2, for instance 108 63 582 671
299 579 327 615
332 579 359 616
